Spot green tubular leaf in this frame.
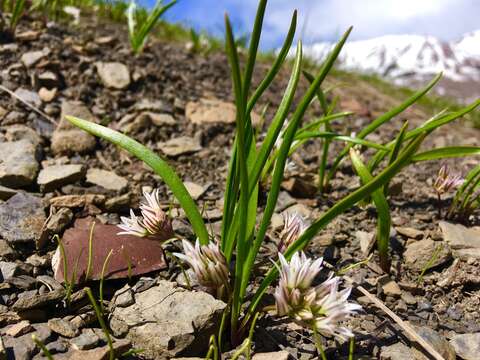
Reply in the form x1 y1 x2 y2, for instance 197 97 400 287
247 10 297 113
350 149 391 272
240 27 353 321
225 13 250 334
383 121 409 196
328 72 442 181
247 42 303 194
368 99 480 172
303 70 328 113
242 0 267 100
244 132 426 324
65 116 209 245
137 0 177 51
388 122 409 165
295 132 390 151
298 112 352 135
411 146 480 162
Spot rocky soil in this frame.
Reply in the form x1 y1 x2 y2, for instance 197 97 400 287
0 13 480 360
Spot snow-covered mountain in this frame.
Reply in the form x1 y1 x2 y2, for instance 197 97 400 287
303 30 480 102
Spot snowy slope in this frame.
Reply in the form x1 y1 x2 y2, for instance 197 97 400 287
303 31 480 100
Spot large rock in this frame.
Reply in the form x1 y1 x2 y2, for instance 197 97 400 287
0 193 46 244
86 168 128 191
186 98 260 125
449 333 480 360
110 280 226 358
51 101 97 155
95 62 130 89
37 164 85 192
403 239 451 271
439 221 480 259
0 139 39 188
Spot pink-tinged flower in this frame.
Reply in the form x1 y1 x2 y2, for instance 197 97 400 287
173 239 230 299
274 252 361 340
278 212 309 253
118 210 149 237
117 189 174 241
139 189 174 240
433 165 464 195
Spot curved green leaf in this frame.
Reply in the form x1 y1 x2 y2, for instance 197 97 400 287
65 115 209 245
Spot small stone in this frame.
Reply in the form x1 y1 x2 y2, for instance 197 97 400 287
12 289 65 311
25 254 49 267
86 168 128 191
68 338 131 360
134 99 172 113
184 181 206 200
136 112 176 127
21 48 50 68
380 342 414 360
37 164 85 192
0 139 39 188
5 320 33 337
105 193 131 212
0 261 24 279
45 339 69 354
49 194 105 208
378 276 402 297
158 135 202 157
252 351 291 360
0 240 17 260
70 330 101 350
356 230 376 256
38 87 57 102
274 191 295 212
449 333 480 360
414 326 456 360
395 226 423 239
45 208 74 234
0 193 46 244
403 239 451 271
51 101 97 155
401 292 417 305
186 98 260 125
48 318 79 338
14 88 42 107
113 286 135 307
37 71 60 89
282 177 317 198
95 62 130 89
440 221 480 259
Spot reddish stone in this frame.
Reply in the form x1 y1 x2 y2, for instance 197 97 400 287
53 218 167 283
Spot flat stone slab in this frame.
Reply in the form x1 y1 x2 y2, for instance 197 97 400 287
86 168 128 191
110 280 226 358
0 192 45 244
37 164 85 192
52 218 167 283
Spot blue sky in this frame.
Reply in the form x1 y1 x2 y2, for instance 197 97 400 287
140 0 480 48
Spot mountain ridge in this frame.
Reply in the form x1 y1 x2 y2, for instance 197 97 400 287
303 30 480 102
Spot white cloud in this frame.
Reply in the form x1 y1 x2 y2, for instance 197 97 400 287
260 0 480 46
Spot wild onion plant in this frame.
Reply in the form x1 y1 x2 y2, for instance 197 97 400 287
127 0 177 54
448 164 480 220
65 0 477 349
432 164 464 217
0 0 26 39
